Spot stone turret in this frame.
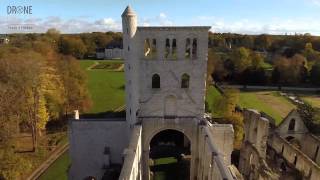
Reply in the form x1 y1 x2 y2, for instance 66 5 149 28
122 5 137 39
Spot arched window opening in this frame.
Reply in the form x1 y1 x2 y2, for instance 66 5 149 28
192 38 197 59
152 39 157 58
172 39 177 60
152 74 160 89
165 38 170 59
181 73 190 88
288 118 295 131
185 38 191 59
144 38 151 58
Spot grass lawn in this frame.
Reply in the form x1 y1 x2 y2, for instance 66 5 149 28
300 95 320 108
80 60 125 114
239 91 296 124
38 151 70 180
205 86 222 116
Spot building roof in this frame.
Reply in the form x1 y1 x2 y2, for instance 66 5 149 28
122 5 136 17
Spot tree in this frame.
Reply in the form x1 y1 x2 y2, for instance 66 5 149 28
230 47 252 74
250 52 265 69
59 36 87 59
58 56 91 116
310 62 320 85
272 54 307 85
211 89 244 149
254 34 271 51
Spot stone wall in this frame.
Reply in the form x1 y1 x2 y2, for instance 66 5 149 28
119 125 142 180
239 142 277 180
243 109 269 158
268 134 320 180
239 109 277 180
68 119 128 180
300 134 320 165
197 124 236 179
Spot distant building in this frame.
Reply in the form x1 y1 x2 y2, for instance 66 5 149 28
0 36 9 45
96 45 123 59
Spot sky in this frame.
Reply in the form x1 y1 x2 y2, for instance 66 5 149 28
1 0 320 35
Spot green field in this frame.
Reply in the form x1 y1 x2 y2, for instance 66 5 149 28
205 86 222 117
239 91 295 124
81 60 125 114
38 151 70 180
205 86 296 124
300 95 320 108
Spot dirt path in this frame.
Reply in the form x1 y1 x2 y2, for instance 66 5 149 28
26 143 69 180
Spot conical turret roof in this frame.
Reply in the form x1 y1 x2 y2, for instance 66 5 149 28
122 5 136 16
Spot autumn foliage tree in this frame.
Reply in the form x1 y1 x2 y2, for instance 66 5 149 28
212 89 244 149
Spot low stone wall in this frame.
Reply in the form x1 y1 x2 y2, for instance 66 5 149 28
268 134 320 180
68 119 128 180
119 125 142 180
300 134 320 165
197 124 237 179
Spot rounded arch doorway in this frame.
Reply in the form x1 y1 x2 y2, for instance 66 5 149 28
149 129 191 180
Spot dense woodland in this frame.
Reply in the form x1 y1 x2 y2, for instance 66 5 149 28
1 29 320 179
0 29 92 179
208 33 320 86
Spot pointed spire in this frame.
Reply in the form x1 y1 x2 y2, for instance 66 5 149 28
122 5 136 17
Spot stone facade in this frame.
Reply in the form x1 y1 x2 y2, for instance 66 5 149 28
96 48 123 59
68 6 237 180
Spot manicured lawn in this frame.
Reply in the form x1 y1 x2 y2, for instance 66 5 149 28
239 91 296 124
205 86 222 116
38 151 70 180
80 60 125 114
78 59 95 69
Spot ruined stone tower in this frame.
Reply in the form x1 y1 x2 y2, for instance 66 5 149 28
122 6 208 126
69 6 236 180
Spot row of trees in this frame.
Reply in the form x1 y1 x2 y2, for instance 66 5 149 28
8 29 122 59
208 43 320 86
0 31 91 179
209 32 320 54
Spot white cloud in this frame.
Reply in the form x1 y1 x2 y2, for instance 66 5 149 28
193 16 320 35
0 16 122 33
140 12 174 26
159 13 167 18
307 0 320 6
0 12 175 33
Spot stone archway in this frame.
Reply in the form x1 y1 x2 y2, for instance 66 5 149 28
148 129 191 180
